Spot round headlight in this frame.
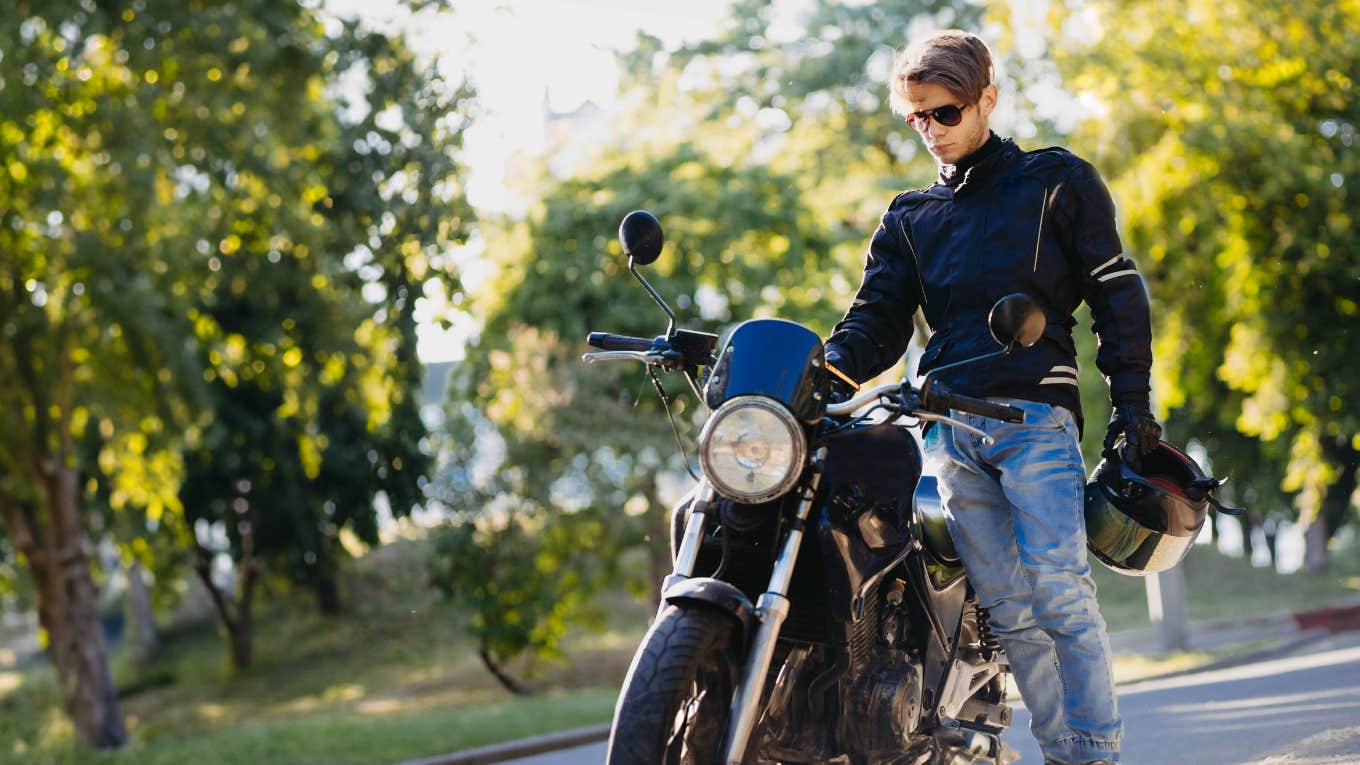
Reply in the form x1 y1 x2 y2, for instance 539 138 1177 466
698 395 807 503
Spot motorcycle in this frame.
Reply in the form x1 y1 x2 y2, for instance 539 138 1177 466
586 210 1047 765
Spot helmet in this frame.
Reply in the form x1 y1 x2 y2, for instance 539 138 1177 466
1084 440 1228 576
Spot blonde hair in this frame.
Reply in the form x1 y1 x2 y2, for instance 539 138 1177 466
889 30 994 116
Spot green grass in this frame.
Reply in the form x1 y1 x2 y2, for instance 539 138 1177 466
5 687 618 765
0 536 1356 765
1090 542 1360 632
0 534 644 765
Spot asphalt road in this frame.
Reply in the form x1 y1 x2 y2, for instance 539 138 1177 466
501 631 1360 765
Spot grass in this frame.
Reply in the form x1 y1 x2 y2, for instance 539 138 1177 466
0 534 646 765
0 536 1356 765
1089 541 1360 633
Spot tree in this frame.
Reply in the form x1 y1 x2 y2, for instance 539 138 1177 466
0 0 473 742
1050 0 1360 569
168 9 472 669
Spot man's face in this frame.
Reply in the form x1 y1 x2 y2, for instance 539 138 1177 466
903 81 997 166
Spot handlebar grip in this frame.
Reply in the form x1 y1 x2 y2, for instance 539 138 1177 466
587 332 655 352
944 393 1025 423
925 382 1025 423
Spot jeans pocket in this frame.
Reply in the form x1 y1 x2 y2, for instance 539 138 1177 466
1048 404 1079 434
1031 402 1069 431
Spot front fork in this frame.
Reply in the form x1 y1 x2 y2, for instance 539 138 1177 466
717 447 828 765
660 450 829 764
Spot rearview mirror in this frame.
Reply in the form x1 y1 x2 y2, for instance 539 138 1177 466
619 210 664 266
988 293 1046 350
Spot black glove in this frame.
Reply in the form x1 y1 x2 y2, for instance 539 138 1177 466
1105 399 1162 460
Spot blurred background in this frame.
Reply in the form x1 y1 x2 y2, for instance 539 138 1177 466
0 0 1356 762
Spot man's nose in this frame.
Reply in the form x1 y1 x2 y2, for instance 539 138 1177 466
928 119 949 139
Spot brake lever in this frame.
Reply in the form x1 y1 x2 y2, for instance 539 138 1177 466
916 412 995 446
582 350 652 364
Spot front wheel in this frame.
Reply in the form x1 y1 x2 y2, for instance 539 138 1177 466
606 604 741 765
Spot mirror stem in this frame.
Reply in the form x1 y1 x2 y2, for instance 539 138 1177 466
629 258 677 337
920 348 1006 390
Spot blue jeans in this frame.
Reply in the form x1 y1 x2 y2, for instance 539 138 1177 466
922 397 1121 764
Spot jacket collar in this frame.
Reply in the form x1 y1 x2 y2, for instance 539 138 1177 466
937 133 1021 195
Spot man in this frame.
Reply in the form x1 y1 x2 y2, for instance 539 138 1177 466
823 30 1161 765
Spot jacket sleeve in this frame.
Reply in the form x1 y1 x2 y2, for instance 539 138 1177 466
1054 159 1153 405
824 204 922 383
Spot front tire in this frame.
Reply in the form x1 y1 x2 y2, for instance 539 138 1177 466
606 604 741 765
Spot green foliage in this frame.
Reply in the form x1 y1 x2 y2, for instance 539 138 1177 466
0 0 473 675
657 0 983 222
163 4 474 614
1050 0 1360 548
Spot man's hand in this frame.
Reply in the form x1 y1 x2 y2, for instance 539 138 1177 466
1104 400 1162 460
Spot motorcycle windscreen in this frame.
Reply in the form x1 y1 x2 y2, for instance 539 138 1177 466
703 318 826 423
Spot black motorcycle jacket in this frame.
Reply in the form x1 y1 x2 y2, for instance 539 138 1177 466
825 134 1153 429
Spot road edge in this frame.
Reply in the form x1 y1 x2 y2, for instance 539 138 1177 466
390 724 611 765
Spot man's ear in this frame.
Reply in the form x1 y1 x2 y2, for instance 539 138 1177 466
978 83 999 118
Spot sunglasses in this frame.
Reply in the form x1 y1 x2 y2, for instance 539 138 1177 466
904 102 972 132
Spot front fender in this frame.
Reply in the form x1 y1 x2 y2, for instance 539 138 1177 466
663 577 757 648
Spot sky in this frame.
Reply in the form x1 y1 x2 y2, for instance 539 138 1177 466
325 0 741 212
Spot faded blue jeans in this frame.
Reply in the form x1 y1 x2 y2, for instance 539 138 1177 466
922 397 1121 764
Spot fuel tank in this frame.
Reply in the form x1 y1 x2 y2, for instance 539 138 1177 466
813 422 922 623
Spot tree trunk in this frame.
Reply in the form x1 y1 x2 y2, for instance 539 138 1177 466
1303 442 1359 574
313 544 343 617
193 524 258 673
1321 445 1359 540
228 562 256 671
1263 518 1279 571
125 560 159 666
477 645 534 696
314 573 342 617
1239 506 1256 564
2 467 129 749
1303 517 1329 574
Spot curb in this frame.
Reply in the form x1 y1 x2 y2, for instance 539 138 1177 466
1107 610 1300 655
1293 600 1360 634
390 724 611 765
1122 627 1334 684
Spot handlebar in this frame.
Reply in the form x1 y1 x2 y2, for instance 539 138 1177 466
921 382 1025 424
582 329 719 371
587 332 655 352
824 380 1025 446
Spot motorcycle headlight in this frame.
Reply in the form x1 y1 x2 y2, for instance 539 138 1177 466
698 395 806 503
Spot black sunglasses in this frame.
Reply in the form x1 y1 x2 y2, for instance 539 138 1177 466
904 102 971 132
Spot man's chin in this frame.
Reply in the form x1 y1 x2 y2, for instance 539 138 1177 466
929 146 958 165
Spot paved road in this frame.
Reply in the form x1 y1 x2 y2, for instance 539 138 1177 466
502 632 1360 765
1012 631 1360 765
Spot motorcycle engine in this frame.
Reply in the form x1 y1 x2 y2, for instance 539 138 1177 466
846 655 923 759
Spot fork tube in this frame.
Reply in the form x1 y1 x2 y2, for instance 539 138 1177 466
720 448 827 764
657 481 715 620
672 481 715 579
